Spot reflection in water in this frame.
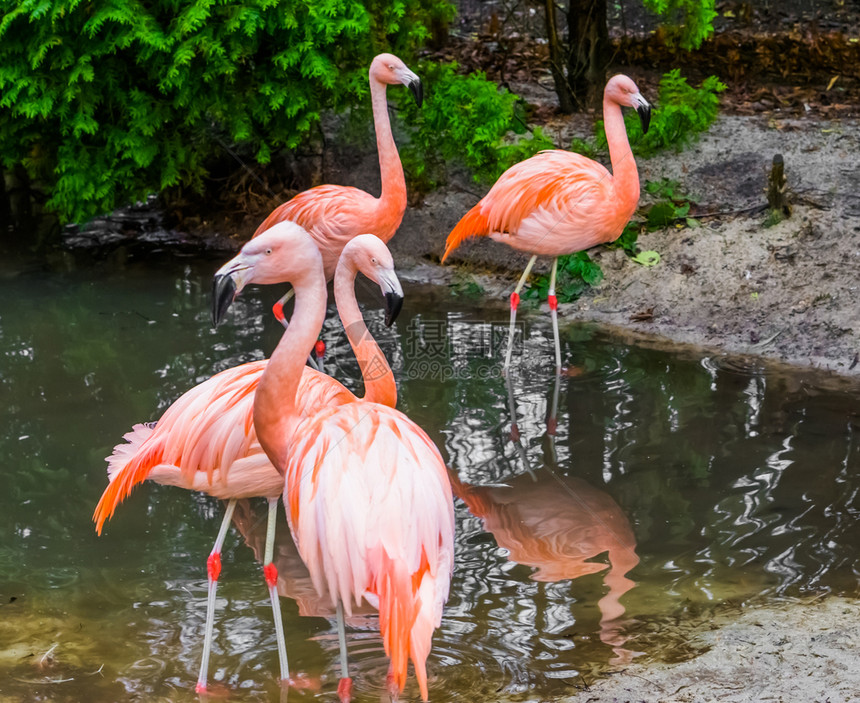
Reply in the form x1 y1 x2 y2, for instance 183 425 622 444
450 470 639 665
450 373 640 666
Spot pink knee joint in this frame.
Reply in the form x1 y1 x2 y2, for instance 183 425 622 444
264 563 278 588
548 294 558 311
207 552 222 581
272 300 285 324
314 340 326 359
510 291 520 311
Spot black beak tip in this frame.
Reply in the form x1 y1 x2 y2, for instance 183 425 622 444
212 274 237 327
384 292 404 327
637 104 651 135
409 78 423 108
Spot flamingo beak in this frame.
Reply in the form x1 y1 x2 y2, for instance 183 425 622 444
379 269 404 326
406 73 424 107
212 256 251 326
634 95 651 134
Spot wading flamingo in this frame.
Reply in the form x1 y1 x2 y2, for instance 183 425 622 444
213 222 455 703
93 235 404 694
442 74 650 373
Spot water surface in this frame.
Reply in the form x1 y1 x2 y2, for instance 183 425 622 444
1 253 857 701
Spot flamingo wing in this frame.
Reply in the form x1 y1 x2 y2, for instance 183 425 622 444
445 149 627 257
284 402 455 699
94 363 355 534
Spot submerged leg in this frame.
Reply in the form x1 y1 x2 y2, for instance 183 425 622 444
197 498 238 693
546 371 561 464
548 257 562 373
503 255 538 374
263 498 290 684
335 601 352 703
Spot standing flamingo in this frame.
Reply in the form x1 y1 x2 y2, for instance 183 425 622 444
213 221 455 703
93 235 404 693
256 53 421 283
442 74 650 373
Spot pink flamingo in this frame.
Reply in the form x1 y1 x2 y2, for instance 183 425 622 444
255 53 420 283
442 74 650 372
93 234 404 693
213 221 455 703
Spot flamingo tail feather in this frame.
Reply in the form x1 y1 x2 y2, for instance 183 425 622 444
442 204 489 262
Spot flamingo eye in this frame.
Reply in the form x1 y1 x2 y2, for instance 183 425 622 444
265 248 272 255
371 257 377 264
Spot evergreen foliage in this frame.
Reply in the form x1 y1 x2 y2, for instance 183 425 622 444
642 0 717 50
0 0 453 224
394 62 555 191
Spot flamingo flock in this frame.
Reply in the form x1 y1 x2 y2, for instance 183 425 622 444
94 54 648 701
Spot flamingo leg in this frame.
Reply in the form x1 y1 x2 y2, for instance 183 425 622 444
263 498 290 684
503 255 538 374
335 601 352 703
197 498 238 694
272 291 322 373
548 257 562 373
546 371 560 464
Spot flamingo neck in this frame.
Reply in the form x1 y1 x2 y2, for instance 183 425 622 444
333 258 397 407
254 270 327 472
370 78 406 236
603 96 640 214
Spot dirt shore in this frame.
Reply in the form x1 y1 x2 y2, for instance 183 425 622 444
388 114 860 379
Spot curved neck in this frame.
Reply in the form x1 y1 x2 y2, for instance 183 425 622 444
603 96 640 210
254 270 327 471
370 78 406 220
333 259 397 407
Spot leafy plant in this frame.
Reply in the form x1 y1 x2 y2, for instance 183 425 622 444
642 0 717 51
0 0 453 225
525 252 603 304
394 61 555 191
596 69 726 158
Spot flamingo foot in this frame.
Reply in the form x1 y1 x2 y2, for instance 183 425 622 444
386 672 400 701
337 677 353 703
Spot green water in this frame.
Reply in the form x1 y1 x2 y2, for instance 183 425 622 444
0 252 858 702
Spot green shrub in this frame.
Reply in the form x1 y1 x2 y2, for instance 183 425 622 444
525 252 604 304
394 61 555 191
643 0 717 51
0 0 453 224
595 69 726 158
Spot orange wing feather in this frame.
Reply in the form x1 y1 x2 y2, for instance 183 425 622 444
93 363 355 534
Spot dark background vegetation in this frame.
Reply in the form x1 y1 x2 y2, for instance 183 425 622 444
1 0 857 252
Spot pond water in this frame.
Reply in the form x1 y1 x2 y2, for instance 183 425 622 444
0 251 858 702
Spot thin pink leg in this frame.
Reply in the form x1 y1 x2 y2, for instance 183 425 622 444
336 601 352 703
503 255 538 374
263 498 290 684
196 499 237 693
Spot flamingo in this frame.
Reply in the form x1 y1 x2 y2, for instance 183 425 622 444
212 221 455 703
93 234 404 693
442 74 651 373
255 52 421 347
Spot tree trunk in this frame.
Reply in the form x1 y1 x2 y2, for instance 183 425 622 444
565 0 610 110
544 0 575 113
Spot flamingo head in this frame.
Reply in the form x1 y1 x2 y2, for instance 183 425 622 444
370 53 423 107
340 234 404 327
211 221 322 326
605 74 651 135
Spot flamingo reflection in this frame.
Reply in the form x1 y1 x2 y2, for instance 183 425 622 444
456 375 641 664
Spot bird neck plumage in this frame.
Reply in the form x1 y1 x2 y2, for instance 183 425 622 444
333 257 397 407
370 79 407 226
603 96 640 213
254 270 327 472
